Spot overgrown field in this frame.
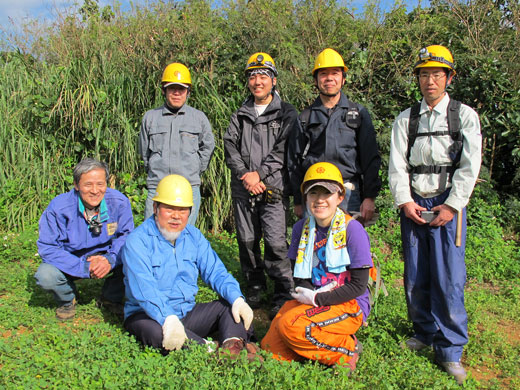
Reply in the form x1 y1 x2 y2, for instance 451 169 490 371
1 0 520 232
1 1 520 388
1 188 519 389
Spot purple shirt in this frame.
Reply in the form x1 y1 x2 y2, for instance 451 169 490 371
288 217 373 319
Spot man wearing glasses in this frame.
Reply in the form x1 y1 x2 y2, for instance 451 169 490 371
388 45 482 384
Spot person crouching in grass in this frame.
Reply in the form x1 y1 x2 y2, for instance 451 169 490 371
261 162 373 374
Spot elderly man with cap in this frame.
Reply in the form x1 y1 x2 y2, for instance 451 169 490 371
287 48 381 226
35 158 134 320
224 52 297 319
389 45 482 384
139 62 215 225
122 174 257 358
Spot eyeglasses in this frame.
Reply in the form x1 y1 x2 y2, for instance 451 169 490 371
418 72 447 81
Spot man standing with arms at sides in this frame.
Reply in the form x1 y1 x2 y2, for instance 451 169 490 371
388 45 482 384
139 62 215 225
287 48 381 225
224 52 296 319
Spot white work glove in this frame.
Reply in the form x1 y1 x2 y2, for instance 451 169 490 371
231 297 254 330
162 315 187 351
316 280 337 293
291 281 338 307
291 287 317 306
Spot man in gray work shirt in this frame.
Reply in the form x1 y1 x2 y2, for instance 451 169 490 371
139 62 215 225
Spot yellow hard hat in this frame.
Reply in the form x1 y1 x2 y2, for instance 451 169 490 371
312 48 348 76
152 174 193 207
245 52 278 76
161 63 192 87
301 162 345 195
414 45 456 75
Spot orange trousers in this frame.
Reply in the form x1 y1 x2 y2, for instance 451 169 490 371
261 299 363 366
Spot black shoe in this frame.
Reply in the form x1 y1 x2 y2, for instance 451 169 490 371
96 298 124 317
246 286 264 309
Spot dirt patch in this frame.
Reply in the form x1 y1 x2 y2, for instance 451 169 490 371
1 325 31 339
468 363 513 389
495 319 520 346
393 278 404 288
252 308 271 340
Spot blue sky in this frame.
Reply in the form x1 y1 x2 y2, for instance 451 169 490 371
1 0 431 38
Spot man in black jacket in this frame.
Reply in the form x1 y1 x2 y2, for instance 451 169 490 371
224 52 296 319
287 48 381 224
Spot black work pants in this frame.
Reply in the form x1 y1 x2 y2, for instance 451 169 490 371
124 299 252 355
232 197 294 306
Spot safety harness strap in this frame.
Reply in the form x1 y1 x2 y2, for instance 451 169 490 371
407 99 462 192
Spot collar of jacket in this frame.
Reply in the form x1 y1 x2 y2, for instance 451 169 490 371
237 93 282 121
161 104 187 116
312 91 350 113
76 191 109 222
420 92 450 116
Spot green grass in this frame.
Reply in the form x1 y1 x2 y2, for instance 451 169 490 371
1 225 519 389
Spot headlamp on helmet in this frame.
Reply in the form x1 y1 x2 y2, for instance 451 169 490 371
245 52 278 77
413 45 456 76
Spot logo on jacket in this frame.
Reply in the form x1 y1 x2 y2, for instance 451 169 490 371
106 222 118 236
269 121 281 130
347 109 359 120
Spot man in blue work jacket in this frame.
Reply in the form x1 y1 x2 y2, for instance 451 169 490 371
122 174 258 359
35 158 134 320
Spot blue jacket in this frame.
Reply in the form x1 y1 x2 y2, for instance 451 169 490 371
122 217 243 325
37 188 134 278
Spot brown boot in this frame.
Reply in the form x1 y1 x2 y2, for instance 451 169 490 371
336 336 362 376
245 342 264 363
220 338 263 362
56 298 76 321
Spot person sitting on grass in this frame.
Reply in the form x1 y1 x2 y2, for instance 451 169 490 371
261 162 373 373
35 158 134 321
122 174 259 359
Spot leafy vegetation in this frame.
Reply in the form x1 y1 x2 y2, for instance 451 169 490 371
1 0 519 388
1 0 519 232
0 223 519 389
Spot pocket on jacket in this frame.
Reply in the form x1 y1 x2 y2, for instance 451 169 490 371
149 127 168 153
180 127 201 152
336 123 357 150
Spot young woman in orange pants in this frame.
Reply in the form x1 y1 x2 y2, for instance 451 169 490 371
261 162 373 372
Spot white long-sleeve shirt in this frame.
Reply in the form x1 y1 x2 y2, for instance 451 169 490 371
388 93 482 211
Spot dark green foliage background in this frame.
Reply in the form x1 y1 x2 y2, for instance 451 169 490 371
1 2 520 388
1 0 519 232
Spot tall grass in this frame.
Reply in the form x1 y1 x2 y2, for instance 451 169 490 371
1 0 519 232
